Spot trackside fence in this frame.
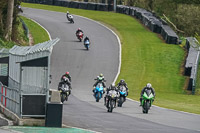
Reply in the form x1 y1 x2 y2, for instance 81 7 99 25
0 81 20 116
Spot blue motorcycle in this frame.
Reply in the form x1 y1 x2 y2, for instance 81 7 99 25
117 86 127 107
94 83 104 102
84 39 90 50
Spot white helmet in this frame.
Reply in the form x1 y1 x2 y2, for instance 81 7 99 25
146 83 152 88
111 83 115 90
67 11 69 13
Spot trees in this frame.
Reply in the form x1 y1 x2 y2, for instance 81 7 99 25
4 0 14 41
129 0 200 36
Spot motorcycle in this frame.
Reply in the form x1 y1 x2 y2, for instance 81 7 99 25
84 39 90 50
141 89 155 114
105 90 118 112
93 83 104 102
66 14 74 23
76 32 84 42
59 82 70 103
117 86 127 107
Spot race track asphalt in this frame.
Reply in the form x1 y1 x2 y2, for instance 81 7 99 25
22 8 200 133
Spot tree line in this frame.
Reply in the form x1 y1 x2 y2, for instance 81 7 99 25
122 0 200 37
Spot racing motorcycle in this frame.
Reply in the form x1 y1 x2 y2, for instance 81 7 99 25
117 86 127 107
66 14 74 23
76 32 84 42
93 83 104 102
105 90 118 112
58 77 71 103
141 89 155 114
84 39 90 50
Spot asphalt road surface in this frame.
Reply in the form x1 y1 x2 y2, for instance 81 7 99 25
23 8 200 133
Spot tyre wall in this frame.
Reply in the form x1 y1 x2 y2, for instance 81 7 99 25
116 5 179 44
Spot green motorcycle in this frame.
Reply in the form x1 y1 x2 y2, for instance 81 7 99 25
141 89 155 114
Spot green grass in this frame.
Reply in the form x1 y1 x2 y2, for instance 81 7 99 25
22 3 200 114
0 38 16 48
20 15 50 44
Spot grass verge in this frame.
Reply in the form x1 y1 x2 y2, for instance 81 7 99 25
20 15 50 44
22 3 200 114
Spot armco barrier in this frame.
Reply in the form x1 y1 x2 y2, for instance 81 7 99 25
96 3 108 11
68 1 79 8
62 1 70 7
78 2 88 9
44 0 54 5
54 0 63 6
184 37 200 94
87 2 97 10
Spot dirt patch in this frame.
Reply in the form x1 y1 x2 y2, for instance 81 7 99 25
28 32 34 46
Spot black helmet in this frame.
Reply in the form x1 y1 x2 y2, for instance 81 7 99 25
120 79 125 84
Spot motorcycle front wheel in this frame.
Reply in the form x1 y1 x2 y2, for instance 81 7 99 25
96 92 100 102
61 94 65 103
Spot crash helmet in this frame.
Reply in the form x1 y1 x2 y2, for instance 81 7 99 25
63 76 68 82
65 72 69 75
99 73 103 77
146 83 152 88
120 79 125 85
110 83 115 90
67 11 69 14
78 28 81 31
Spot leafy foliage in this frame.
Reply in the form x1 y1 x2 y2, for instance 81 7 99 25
125 0 200 36
0 0 28 45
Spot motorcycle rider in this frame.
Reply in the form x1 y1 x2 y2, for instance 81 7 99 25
93 73 106 89
116 79 129 96
140 83 155 106
76 28 83 36
58 76 72 94
84 36 90 43
66 11 70 19
16 4 23 13
104 83 118 107
61 72 72 89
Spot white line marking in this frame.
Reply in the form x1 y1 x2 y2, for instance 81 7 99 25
29 18 52 41
62 124 101 133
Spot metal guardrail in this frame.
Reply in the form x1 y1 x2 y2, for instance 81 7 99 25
19 17 29 38
192 38 200 94
192 51 200 94
185 37 200 94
